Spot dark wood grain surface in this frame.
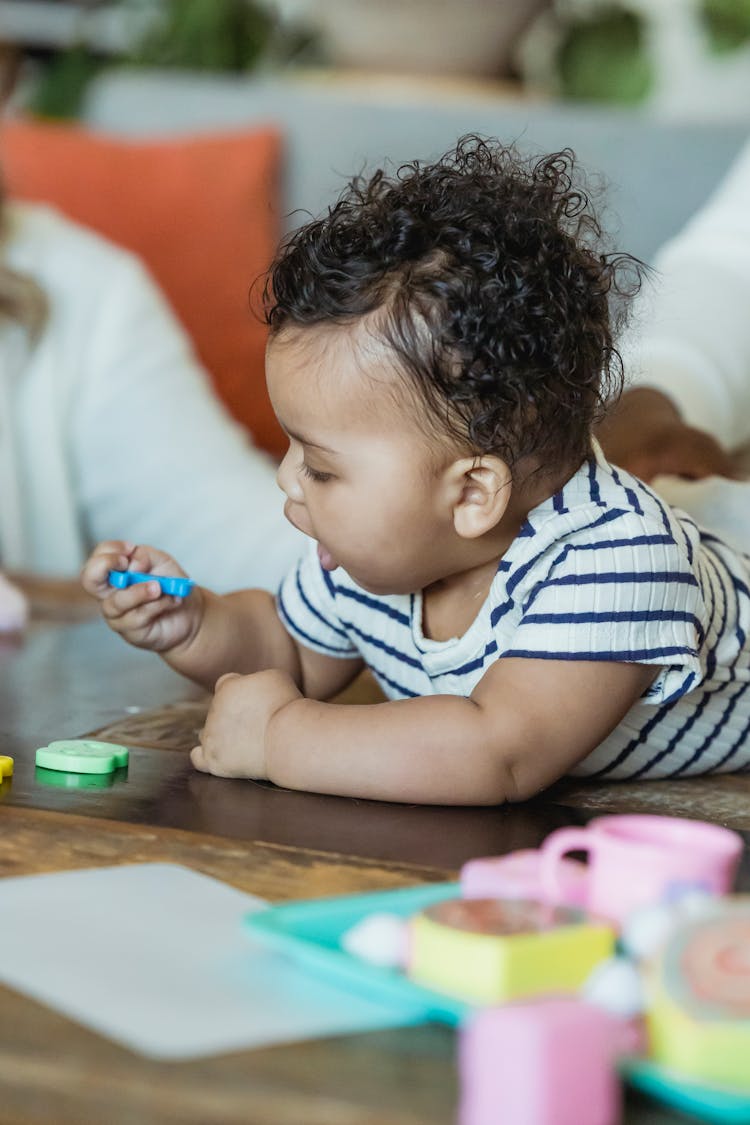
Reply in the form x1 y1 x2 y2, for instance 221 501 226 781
0 806 682 1125
0 806 457 1125
0 614 576 868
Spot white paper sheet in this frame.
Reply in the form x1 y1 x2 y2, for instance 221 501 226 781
0 863 415 1059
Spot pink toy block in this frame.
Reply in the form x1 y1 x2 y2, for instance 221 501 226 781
459 998 622 1125
461 849 587 906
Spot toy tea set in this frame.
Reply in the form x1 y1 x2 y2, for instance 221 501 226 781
246 814 749 1125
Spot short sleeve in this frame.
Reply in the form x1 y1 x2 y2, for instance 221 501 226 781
500 523 705 705
276 540 359 659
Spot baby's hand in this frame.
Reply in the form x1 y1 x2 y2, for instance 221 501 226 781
81 540 203 653
191 669 301 779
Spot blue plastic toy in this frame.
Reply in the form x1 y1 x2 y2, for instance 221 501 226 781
108 570 194 597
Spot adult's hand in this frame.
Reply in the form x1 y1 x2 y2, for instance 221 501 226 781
597 387 737 483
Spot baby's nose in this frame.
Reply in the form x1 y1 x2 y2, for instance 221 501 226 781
276 451 304 503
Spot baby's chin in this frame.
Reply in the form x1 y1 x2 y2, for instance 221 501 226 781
316 543 338 571
316 542 417 595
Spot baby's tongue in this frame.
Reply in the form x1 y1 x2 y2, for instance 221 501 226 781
317 543 337 571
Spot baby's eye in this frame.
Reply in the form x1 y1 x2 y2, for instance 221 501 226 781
301 463 333 484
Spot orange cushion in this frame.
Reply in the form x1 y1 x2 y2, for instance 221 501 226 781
2 118 286 458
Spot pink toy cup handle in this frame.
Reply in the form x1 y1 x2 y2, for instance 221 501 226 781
539 828 594 908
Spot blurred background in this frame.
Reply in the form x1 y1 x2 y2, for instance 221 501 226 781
2 0 749 468
2 0 750 121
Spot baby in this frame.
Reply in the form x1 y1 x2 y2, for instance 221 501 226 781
82 137 750 804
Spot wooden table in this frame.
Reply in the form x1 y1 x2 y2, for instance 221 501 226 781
1 582 747 1124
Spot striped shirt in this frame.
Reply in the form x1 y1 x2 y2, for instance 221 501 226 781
277 444 750 780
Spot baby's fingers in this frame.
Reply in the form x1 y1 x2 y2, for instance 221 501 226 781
101 581 175 631
190 742 236 778
90 539 134 559
128 543 185 578
81 547 133 598
190 744 210 773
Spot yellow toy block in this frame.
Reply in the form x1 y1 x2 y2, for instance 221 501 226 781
408 897 615 1004
647 897 750 1092
0 755 13 779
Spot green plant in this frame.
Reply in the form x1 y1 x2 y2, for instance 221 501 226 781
29 44 105 120
702 0 750 53
26 0 318 121
130 0 274 72
557 7 653 104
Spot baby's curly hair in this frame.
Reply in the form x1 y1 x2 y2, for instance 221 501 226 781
264 135 644 470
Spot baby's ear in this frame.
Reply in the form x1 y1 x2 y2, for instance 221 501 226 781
451 456 512 539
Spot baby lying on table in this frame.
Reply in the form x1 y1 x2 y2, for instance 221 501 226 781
82 137 750 804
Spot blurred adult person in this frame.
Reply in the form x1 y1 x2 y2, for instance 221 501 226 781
599 137 750 484
0 186 302 599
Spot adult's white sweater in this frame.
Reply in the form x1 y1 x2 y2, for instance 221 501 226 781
0 204 302 590
624 137 750 452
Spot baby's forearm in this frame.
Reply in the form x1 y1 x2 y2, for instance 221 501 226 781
165 588 300 690
265 694 521 805
256 657 657 804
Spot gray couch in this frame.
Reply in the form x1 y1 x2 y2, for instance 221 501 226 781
83 69 748 266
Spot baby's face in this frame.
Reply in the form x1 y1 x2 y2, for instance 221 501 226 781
267 321 459 595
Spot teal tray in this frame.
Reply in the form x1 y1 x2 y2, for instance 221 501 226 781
624 1060 750 1124
244 881 471 1024
245 884 750 1122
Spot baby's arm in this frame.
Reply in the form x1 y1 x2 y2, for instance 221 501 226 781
194 654 658 802
82 541 362 695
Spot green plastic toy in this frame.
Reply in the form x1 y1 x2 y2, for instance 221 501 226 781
35 766 117 789
35 740 129 775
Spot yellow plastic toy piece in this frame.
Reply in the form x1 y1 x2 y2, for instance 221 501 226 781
647 897 750 1092
0 755 13 779
408 897 615 1004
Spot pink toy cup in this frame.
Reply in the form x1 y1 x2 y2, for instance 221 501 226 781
540 815 743 926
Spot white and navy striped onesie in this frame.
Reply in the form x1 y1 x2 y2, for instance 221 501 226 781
277 445 750 780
